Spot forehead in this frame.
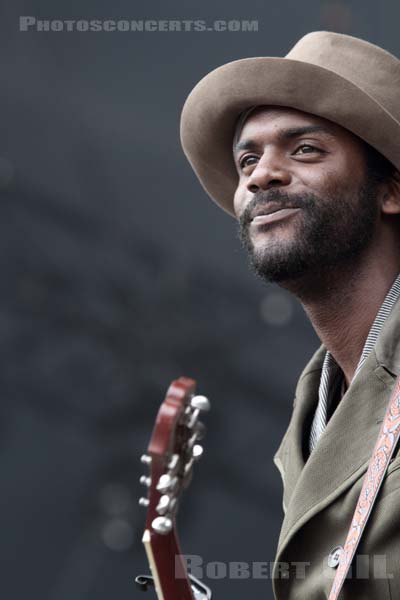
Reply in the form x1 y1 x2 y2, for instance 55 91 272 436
235 106 358 148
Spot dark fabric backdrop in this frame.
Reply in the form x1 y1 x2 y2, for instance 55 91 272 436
0 1 397 599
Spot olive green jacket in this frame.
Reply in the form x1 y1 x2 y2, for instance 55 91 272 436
272 302 400 600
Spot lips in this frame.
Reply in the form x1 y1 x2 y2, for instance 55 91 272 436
251 204 297 220
250 207 301 227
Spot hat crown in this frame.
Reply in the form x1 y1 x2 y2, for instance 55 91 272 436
287 32 400 119
180 31 400 216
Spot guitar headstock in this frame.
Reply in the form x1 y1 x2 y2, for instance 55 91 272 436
138 377 211 600
139 376 209 534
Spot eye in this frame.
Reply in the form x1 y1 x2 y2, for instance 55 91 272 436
239 155 259 169
294 144 321 155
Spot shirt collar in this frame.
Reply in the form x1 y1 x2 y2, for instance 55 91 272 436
323 272 400 382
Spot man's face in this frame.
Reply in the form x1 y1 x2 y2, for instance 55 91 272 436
233 107 380 283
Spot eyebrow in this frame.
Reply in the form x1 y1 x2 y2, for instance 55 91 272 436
234 125 335 154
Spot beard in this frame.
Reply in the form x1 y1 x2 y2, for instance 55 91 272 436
237 179 379 284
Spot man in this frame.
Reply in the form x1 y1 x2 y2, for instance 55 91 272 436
180 32 400 599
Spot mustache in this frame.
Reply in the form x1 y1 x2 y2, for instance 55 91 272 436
239 189 317 229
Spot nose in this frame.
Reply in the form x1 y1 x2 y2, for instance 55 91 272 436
246 153 291 194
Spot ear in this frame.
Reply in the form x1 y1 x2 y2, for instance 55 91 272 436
381 170 400 215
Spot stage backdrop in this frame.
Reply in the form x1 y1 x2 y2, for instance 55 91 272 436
0 1 396 599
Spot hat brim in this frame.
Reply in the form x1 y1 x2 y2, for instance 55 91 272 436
180 57 400 216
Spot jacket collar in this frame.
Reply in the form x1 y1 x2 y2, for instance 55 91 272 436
273 296 400 562
374 295 400 376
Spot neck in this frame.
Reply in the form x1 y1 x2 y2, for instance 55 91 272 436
281 254 400 386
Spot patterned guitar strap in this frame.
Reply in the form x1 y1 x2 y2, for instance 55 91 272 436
328 376 400 600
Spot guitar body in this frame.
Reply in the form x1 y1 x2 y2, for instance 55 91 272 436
137 377 211 600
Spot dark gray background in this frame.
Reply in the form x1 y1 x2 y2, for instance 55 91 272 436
0 2 396 599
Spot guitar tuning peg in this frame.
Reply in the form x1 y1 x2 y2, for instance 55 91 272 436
138 497 150 507
167 453 180 474
156 494 171 515
190 395 210 412
195 421 206 440
187 396 210 429
156 473 178 494
187 431 198 453
192 444 203 460
152 516 173 535
187 409 200 429
156 494 179 517
140 475 151 487
156 473 171 492
140 454 152 465
184 458 194 476
168 497 178 517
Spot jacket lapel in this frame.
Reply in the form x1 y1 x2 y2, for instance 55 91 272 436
274 298 400 561
273 346 324 513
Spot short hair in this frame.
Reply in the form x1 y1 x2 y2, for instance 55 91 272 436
363 142 397 184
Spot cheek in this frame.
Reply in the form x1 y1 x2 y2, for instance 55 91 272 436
233 184 247 218
320 156 365 195
304 168 351 199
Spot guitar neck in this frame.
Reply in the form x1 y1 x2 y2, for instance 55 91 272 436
142 527 194 600
138 378 211 600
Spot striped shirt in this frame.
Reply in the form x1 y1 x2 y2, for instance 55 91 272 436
309 273 400 454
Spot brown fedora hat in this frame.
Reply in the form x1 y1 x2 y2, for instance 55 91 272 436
180 31 400 216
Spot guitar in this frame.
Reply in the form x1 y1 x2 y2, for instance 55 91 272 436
136 377 212 600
